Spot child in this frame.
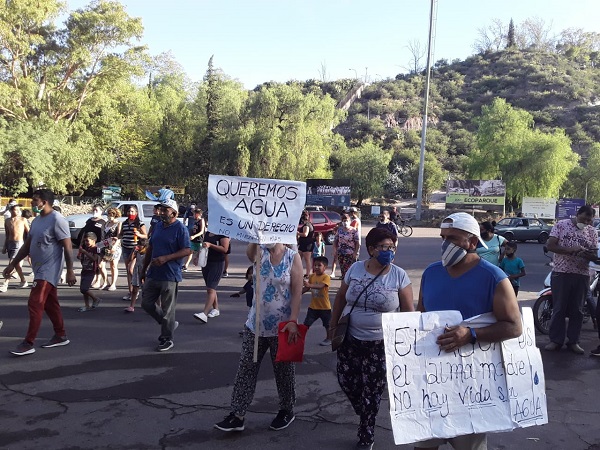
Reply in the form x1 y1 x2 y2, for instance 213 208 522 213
230 266 254 336
302 256 332 346
499 241 526 296
312 232 325 260
126 238 148 312
77 232 102 311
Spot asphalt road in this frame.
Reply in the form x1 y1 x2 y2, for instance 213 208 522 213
0 225 598 450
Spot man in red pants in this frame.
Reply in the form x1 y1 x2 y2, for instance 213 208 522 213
4 189 77 356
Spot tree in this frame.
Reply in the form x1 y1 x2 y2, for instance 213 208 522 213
390 147 445 203
473 18 506 53
467 98 578 208
563 143 600 204
239 82 341 181
334 142 392 205
0 0 146 194
519 17 554 52
0 117 108 194
507 19 516 49
405 39 426 74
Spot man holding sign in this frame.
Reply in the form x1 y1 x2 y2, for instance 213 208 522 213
415 212 522 450
209 175 306 432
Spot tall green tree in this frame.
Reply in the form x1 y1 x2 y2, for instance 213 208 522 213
562 143 600 204
507 19 516 48
467 98 578 208
334 142 392 205
0 0 146 194
239 82 341 181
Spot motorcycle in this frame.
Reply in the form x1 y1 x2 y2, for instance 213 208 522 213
533 245 598 334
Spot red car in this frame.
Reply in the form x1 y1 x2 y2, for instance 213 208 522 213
308 211 342 245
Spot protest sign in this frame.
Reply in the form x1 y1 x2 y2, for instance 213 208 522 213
382 307 547 445
207 175 306 245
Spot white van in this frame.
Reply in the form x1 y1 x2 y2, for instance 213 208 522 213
66 200 181 245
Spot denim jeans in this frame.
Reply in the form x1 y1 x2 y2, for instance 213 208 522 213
141 278 178 341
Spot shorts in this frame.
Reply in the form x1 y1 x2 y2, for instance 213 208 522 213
121 246 134 264
415 433 487 450
132 261 145 287
303 307 332 329
202 261 225 290
191 241 202 252
80 272 95 294
7 241 23 259
298 241 314 253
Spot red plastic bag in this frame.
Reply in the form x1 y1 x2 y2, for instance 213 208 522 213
275 321 308 363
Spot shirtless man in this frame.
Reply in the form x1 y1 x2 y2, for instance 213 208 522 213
2 204 30 291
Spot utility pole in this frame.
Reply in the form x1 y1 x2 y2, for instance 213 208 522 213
415 0 436 221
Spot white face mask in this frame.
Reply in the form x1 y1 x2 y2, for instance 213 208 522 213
342 221 350 227
441 240 468 267
264 242 277 249
576 222 586 230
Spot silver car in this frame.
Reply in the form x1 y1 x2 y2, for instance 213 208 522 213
494 217 553 244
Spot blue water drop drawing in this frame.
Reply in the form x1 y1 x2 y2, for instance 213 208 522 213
534 372 539 385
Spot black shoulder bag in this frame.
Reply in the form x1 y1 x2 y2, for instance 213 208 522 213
331 265 387 351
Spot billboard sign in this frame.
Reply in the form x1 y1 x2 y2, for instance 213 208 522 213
446 180 505 211
306 179 351 207
556 198 585 220
521 197 556 219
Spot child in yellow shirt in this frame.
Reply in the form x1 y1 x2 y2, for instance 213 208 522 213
303 256 332 346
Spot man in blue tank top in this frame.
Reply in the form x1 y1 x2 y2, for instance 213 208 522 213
414 212 522 450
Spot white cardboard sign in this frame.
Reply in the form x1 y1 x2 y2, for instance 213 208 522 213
382 307 547 445
207 175 306 245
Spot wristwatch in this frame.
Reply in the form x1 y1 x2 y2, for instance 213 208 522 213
468 327 477 345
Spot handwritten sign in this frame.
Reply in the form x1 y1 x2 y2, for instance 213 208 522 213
382 308 547 445
207 175 306 245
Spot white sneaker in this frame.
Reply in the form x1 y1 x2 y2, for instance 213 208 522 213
122 294 131 300
19 281 28 288
193 312 208 323
174 321 179 331
208 309 220 318
0 284 7 293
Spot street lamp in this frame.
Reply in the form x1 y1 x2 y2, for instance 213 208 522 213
349 68 358 80
364 67 368 84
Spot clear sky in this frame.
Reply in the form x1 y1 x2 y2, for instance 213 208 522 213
66 0 600 89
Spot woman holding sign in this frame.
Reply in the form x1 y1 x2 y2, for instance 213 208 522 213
214 242 303 433
330 227 414 450
193 231 230 322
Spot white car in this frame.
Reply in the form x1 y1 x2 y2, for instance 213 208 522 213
67 200 166 245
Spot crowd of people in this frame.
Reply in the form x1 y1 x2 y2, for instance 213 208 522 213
3 193 600 449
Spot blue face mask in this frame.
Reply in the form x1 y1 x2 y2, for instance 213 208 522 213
376 249 395 266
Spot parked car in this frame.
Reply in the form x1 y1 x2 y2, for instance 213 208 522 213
308 210 341 245
494 217 552 244
67 200 181 245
